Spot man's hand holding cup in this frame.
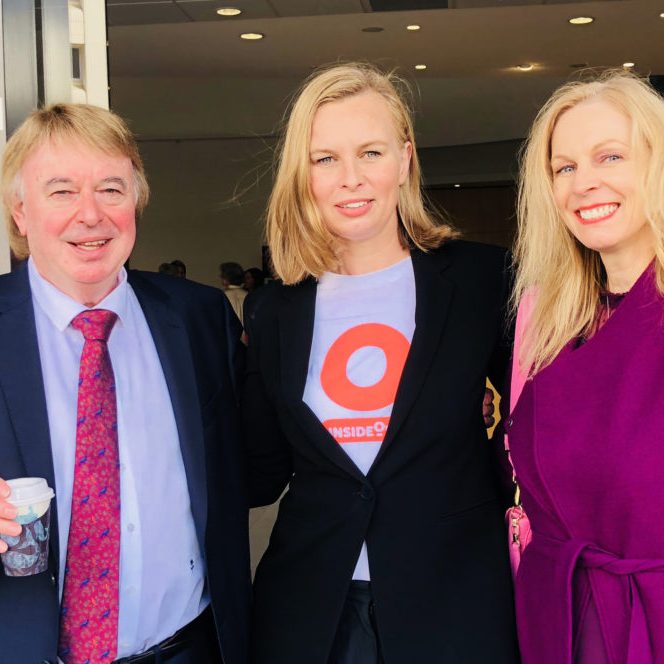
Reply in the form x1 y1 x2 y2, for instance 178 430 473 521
0 479 21 553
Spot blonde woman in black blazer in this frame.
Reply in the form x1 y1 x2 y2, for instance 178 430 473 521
243 62 518 664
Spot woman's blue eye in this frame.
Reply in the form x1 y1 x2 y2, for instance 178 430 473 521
316 156 333 165
556 165 574 175
365 151 381 158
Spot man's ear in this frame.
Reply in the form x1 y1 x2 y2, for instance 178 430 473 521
10 196 27 237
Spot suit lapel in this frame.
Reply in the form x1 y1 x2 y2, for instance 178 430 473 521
278 280 364 480
371 248 454 468
0 265 59 567
129 273 208 548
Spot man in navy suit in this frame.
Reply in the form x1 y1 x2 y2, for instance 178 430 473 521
0 104 250 664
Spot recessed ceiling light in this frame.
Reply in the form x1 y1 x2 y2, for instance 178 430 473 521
407 24 421 31
516 64 534 72
623 62 636 69
415 64 427 70
216 7 241 16
660 12 664 18
569 16 594 25
240 32 264 40
454 184 461 188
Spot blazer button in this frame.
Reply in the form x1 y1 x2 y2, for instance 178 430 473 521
359 485 374 501
50 572 56 586
505 417 514 430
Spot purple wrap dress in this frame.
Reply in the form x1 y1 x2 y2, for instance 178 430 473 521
507 265 664 664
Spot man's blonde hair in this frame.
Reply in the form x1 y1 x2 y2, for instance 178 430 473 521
3 103 149 260
514 70 664 373
267 61 456 284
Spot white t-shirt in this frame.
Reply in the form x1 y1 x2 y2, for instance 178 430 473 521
303 256 416 579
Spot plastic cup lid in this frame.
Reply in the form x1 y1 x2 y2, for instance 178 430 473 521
6 477 54 507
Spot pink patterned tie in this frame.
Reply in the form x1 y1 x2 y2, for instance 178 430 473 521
59 310 120 664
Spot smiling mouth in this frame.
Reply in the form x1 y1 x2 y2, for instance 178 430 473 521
576 204 618 223
70 240 110 250
337 200 372 209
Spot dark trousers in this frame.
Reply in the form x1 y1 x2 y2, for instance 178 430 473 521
328 581 385 664
113 607 222 664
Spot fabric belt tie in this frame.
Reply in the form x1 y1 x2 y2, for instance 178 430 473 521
527 533 664 664
578 547 664 664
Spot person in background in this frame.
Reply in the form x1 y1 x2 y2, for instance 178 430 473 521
158 261 179 276
171 259 187 278
0 103 250 664
220 261 247 325
509 70 664 663
243 267 265 293
243 62 517 664
242 269 269 341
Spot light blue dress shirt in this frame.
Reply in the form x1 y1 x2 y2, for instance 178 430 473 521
28 259 208 658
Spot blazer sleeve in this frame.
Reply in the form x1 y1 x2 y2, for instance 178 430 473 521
223 292 245 404
487 249 515 397
241 295 294 507
486 250 516 508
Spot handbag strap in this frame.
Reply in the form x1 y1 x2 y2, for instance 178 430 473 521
505 290 536 493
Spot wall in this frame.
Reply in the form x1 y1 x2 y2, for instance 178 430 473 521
427 185 517 248
131 136 276 286
110 74 557 147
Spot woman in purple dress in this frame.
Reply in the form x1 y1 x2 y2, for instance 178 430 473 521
510 71 664 664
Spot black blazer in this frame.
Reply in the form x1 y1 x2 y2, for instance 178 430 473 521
0 265 251 664
243 241 519 663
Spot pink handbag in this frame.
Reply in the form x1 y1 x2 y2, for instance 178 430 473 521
505 291 535 576
506 494 532 576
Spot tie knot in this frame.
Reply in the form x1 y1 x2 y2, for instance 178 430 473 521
71 309 118 341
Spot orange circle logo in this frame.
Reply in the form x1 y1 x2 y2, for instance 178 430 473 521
320 323 410 411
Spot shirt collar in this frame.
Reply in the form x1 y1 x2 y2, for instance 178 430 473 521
28 257 129 332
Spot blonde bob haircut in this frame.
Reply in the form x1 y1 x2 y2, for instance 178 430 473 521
514 70 664 374
3 103 149 260
267 61 456 284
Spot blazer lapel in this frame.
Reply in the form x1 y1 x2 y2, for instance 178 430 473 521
129 273 208 548
278 280 364 481
0 265 59 568
371 248 454 468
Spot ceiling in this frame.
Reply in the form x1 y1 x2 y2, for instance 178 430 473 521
107 0 664 147
107 0 372 25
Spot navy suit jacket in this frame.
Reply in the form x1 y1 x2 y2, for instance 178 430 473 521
0 264 251 664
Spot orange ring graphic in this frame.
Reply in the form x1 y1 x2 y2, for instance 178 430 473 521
320 323 410 411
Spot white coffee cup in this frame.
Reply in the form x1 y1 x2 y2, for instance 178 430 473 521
1 477 55 576
5 478 54 524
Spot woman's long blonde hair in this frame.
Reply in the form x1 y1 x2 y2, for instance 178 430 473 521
267 62 456 284
514 70 664 374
